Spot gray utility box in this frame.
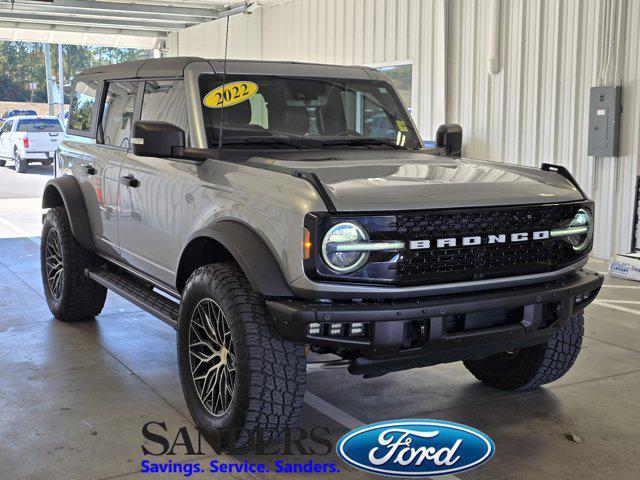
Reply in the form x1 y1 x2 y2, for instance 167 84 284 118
588 85 622 157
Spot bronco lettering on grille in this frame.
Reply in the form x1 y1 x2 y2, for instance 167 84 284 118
409 231 550 250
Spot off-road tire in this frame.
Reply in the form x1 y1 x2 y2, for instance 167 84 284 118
177 262 306 450
463 312 584 390
0 159 6 167
14 149 27 173
41 207 107 321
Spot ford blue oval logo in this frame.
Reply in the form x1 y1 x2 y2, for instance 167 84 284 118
336 419 494 477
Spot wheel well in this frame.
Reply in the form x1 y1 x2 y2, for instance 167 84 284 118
42 185 64 208
176 237 234 293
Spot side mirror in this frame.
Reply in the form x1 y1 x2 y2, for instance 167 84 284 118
131 121 185 158
436 124 463 157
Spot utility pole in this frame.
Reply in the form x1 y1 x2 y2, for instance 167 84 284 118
58 44 64 118
43 43 54 115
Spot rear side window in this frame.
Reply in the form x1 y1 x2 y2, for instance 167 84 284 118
141 80 189 135
101 81 138 148
68 80 98 133
16 119 63 133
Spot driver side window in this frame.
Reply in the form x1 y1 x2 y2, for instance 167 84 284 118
101 81 138 149
140 80 189 140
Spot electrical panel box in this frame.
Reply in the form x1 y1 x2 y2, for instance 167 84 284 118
588 85 622 157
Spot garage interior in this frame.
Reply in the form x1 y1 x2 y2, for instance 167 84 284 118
0 1 639 479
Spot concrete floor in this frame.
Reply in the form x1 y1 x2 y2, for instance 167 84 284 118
0 163 638 479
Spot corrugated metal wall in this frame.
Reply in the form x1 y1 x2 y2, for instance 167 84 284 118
447 0 640 259
167 9 262 59
168 0 640 259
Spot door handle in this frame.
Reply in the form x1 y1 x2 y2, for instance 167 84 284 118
81 164 96 175
119 174 140 188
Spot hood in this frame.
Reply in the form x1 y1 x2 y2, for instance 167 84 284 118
243 150 584 212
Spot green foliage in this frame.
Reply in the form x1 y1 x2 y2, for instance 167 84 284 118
70 99 95 131
0 41 150 102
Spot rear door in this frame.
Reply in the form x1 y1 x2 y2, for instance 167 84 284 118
87 80 140 258
118 79 190 285
0 119 14 157
62 78 120 259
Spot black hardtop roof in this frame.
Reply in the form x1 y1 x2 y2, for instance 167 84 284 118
78 56 202 77
76 57 378 81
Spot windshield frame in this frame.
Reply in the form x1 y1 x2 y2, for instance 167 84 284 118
197 73 422 151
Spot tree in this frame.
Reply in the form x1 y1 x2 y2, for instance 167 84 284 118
0 41 150 102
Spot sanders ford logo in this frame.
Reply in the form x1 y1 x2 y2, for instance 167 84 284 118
336 419 494 477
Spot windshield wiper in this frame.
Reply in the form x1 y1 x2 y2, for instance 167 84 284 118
222 137 310 150
321 138 407 149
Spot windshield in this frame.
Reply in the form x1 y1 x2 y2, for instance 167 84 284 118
16 118 63 133
199 74 421 150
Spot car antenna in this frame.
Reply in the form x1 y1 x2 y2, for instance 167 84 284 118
217 13 231 151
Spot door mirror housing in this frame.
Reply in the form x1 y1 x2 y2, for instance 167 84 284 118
435 123 463 157
131 121 185 158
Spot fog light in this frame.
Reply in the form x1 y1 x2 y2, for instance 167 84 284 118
308 322 321 335
575 293 589 304
329 323 343 336
349 323 364 336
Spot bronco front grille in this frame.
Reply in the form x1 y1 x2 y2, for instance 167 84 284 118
390 203 586 285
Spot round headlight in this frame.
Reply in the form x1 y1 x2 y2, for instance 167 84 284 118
321 222 370 273
566 208 593 252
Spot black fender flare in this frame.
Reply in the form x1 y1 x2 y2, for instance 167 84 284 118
42 176 95 251
181 221 294 297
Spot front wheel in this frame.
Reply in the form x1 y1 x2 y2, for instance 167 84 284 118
177 262 306 449
0 159 5 167
463 312 584 390
14 149 27 173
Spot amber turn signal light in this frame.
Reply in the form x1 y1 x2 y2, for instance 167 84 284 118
303 228 312 259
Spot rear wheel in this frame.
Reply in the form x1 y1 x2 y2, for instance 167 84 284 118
463 312 584 390
0 159 5 167
177 262 306 450
41 207 107 321
14 149 27 173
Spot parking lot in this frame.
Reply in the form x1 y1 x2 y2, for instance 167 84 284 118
1 163 639 480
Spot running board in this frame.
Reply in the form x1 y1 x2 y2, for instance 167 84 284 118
85 267 180 330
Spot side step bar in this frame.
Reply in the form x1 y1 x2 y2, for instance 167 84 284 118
85 267 180 330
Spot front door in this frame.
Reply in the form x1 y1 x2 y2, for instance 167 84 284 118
118 154 186 285
118 79 191 286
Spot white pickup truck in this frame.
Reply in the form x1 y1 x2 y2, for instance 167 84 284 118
0 115 64 173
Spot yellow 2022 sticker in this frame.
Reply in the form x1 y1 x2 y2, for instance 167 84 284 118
203 81 258 109
396 120 409 132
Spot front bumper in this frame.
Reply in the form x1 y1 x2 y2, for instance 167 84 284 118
267 269 603 376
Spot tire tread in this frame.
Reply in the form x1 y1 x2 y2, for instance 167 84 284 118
464 313 584 390
181 263 306 443
41 207 106 320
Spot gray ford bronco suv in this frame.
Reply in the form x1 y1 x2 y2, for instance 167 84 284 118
41 57 603 445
